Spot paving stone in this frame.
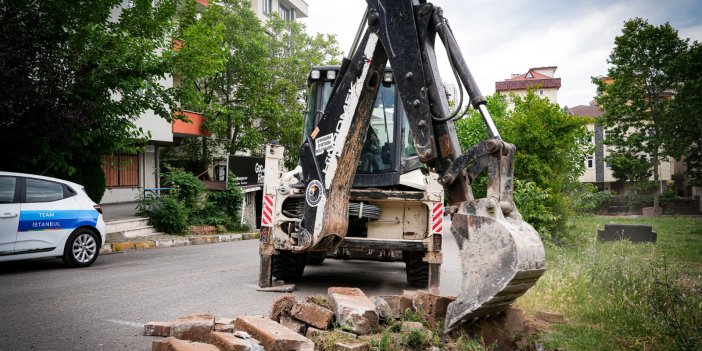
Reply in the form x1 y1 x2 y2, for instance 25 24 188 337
376 295 413 317
144 321 171 336
328 287 379 335
152 337 219 351
280 315 307 334
215 324 236 333
170 313 215 343
99 244 113 254
370 297 394 322
290 302 334 330
234 315 314 351
536 311 565 324
268 294 297 322
412 290 455 324
210 331 264 351
215 317 236 325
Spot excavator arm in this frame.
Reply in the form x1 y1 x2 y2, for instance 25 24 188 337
287 0 545 331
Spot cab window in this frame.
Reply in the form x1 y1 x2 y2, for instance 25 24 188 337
0 176 16 203
25 178 65 203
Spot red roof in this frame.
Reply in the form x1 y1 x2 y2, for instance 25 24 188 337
495 69 561 92
569 101 603 118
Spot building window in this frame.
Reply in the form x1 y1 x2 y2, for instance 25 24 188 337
263 0 272 15
279 4 294 22
587 156 594 169
102 154 140 188
539 90 543 95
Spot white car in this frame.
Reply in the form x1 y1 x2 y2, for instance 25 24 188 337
0 172 106 267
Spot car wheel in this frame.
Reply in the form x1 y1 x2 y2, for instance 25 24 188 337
272 251 307 281
403 250 429 288
62 228 100 268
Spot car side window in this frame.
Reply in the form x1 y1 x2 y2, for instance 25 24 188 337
0 176 16 203
25 178 65 203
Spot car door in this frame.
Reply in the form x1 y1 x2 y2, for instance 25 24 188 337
15 177 79 253
0 176 20 254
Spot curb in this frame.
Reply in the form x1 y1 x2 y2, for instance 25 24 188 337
99 232 260 255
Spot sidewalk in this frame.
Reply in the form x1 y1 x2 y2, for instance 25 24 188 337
100 231 260 255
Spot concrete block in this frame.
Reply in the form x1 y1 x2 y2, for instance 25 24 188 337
642 207 663 217
99 244 113 254
234 316 314 351
268 294 297 322
290 302 334 330
412 290 455 324
597 224 657 243
112 242 136 252
536 311 565 324
328 287 379 335
155 240 175 248
152 337 219 351
280 315 306 334
144 321 171 336
135 241 156 249
170 313 215 343
210 331 264 351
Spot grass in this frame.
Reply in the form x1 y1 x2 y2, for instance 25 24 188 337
516 215 702 351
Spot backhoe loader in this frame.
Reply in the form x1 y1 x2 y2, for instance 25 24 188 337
258 0 546 331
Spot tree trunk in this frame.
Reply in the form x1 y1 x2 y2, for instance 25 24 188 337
653 152 661 216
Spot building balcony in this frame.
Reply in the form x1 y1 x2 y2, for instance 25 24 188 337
173 110 209 138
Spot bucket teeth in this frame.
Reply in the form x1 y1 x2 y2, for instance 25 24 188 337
445 203 546 331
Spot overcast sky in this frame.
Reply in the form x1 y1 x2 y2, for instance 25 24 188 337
299 0 702 108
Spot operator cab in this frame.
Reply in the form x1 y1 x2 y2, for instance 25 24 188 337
304 66 421 188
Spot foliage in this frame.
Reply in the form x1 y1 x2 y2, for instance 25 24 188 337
668 41 702 184
517 216 702 350
593 18 691 207
172 0 341 168
513 180 559 242
455 91 590 241
570 183 612 214
0 0 177 192
162 166 206 207
143 195 190 235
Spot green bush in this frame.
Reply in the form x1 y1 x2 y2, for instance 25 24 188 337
571 183 612 214
513 179 562 243
627 194 654 209
162 166 205 207
146 195 189 234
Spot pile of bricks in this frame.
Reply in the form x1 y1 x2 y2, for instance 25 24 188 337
143 287 456 351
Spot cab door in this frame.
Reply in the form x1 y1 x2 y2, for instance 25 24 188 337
15 177 78 252
0 176 20 254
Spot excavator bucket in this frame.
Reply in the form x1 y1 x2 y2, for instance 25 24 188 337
444 198 546 331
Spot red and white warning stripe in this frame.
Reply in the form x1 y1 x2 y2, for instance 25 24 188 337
261 195 274 227
431 202 443 234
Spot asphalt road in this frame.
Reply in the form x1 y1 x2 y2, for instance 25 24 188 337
0 220 461 350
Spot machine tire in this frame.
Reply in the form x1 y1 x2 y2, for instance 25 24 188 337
62 228 100 268
306 251 326 265
272 251 307 281
404 251 429 288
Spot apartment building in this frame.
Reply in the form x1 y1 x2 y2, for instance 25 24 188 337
495 66 561 108
569 101 675 193
101 0 308 206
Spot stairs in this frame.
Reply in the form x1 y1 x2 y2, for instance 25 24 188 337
105 217 164 241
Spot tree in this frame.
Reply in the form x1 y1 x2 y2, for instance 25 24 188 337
593 18 688 211
668 41 702 184
263 15 341 167
0 0 178 201
172 0 341 169
455 91 591 240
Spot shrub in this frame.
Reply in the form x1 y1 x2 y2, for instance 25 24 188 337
513 179 561 243
162 166 205 207
147 195 189 234
571 183 612 214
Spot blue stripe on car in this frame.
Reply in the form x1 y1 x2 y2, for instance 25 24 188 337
18 210 98 232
